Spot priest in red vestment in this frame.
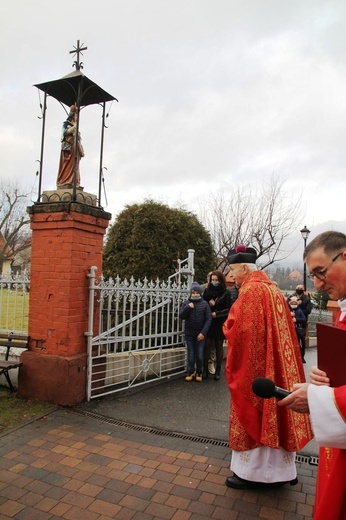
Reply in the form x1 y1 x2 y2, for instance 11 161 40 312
279 230 346 519
223 244 313 489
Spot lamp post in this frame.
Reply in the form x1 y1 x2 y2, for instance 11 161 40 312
300 225 311 289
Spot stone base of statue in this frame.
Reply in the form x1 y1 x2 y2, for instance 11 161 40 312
41 188 98 206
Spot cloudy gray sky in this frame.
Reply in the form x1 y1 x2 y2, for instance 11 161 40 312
1 0 346 251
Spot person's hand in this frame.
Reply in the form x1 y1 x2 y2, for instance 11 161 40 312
211 312 216 318
278 383 310 413
189 302 194 308
310 365 330 386
197 333 204 342
209 299 215 307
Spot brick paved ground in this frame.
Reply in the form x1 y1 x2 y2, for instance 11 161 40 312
0 409 317 519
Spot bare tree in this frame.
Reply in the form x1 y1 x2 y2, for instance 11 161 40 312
199 175 302 270
0 181 32 273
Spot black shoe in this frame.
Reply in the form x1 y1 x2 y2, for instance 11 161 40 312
302 358 306 363
225 475 266 489
202 369 208 379
225 474 298 489
214 368 221 381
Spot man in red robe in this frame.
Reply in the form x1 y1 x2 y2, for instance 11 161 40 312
223 245 313 489
280 230 346 519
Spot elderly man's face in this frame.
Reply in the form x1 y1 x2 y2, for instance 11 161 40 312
306 247 346 300
230 264 248 287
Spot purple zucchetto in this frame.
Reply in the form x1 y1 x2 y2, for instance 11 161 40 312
227 244 257 265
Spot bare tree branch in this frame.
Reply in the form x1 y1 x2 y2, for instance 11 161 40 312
199 175 302 270
0 181 32 272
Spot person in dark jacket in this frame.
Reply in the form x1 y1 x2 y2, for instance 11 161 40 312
203 270 238 381
287 285 312 361
179 282 212 382
288 296 307 363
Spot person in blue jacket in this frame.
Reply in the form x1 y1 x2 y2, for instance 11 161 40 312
288 296 307 363
179 282 212 382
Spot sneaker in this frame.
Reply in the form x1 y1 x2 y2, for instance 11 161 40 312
195 372 203 382
208 360 216 374
185 371 196 382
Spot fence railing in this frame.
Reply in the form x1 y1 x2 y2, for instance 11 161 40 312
0 272 30 334
308 309 333 338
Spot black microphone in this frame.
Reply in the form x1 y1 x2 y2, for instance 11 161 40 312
252 377 291 400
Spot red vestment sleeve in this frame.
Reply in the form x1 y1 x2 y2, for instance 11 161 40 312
334 385 346 423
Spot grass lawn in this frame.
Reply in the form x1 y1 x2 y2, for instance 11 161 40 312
0 290 29 332
0 386 57 433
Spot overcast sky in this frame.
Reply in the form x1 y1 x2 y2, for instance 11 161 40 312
1 0 346 254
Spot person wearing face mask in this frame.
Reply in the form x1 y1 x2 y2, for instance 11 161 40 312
291 284 312 317
202 270 237 381
287 284 312 361
179 282 212 382
288 296 307 362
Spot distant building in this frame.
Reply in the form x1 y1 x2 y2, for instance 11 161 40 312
287 269 303 282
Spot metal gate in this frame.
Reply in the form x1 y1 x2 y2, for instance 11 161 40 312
86 250 195 400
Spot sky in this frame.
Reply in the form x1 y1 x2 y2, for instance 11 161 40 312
1 0 346 260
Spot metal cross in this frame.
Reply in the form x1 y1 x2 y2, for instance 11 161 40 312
70 40 88 70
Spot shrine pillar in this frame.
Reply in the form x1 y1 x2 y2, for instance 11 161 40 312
18 199 111 405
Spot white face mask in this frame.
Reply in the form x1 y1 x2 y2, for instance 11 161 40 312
291 305 298 309
190 295 201 301
211 280 219 286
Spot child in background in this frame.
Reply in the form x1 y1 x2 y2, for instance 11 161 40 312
179 282 212 382
288 296 307 363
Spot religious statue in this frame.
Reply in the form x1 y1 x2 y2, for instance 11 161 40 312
56 105 85 189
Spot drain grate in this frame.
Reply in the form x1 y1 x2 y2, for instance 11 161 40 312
70 408 229 447
69 408 319 464
296 454 319 466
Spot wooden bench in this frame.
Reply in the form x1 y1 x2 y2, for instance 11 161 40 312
0 333 29 391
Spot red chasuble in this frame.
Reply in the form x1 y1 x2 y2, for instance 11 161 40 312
314 315 346 520
223 270 313 452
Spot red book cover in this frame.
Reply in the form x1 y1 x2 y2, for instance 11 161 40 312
316 323 346 387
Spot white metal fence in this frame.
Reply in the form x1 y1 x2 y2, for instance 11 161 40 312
86 250 195 400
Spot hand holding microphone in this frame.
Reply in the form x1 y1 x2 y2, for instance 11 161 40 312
252 377 290 400
252 377 310 413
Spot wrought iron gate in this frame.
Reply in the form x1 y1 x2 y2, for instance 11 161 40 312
86 250 195 400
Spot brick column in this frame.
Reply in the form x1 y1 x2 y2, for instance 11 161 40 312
327 300 339 325
18 201 111 405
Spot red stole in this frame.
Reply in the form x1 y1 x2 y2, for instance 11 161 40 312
314 316 346 519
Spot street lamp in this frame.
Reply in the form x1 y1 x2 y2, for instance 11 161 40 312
300 225 311 289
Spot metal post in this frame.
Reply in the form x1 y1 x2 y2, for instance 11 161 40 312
98 102 106 208
85 266 97 401
187 249 195 288
300 225 311 289
303 238 307 288
37 92 47 202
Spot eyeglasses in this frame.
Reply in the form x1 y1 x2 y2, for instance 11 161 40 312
307 252 343 281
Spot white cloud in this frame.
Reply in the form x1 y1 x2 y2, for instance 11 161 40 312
1 0 346 236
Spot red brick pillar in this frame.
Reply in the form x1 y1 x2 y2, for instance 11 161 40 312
18 201 111 405
327 300 339 325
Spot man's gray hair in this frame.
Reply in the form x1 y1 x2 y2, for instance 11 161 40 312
303 231 346 260
243 263 257 272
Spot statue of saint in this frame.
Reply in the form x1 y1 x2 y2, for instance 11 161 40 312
56 105 85 189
